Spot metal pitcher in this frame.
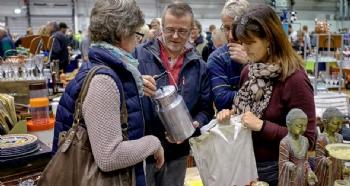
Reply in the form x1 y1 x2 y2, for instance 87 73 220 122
153 85 195 142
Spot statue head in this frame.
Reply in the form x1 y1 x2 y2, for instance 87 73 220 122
286 108 308 136
322 107 344 133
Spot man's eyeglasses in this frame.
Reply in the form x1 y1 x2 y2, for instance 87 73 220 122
220 24 232 34
163 27 190 38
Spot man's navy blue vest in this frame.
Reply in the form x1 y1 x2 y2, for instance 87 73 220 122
52 46 146 186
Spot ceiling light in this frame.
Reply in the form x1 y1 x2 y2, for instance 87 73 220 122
14 8 21 14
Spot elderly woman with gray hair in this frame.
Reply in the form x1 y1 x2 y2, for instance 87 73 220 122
52 0 164 185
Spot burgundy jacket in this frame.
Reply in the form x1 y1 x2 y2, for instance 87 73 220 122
240 66 316 162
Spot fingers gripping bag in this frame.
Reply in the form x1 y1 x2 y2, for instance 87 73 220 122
189 115 258 186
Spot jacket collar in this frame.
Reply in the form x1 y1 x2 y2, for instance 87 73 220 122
88 45 127 70
143 38 201 65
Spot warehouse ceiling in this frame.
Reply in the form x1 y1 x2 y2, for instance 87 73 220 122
0 0 341 18
0 0 345 34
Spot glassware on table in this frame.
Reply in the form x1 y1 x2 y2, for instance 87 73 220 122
11 59 20 80
0 57 4 80
2 60 12 80
34 54 45 79
24 58 35 80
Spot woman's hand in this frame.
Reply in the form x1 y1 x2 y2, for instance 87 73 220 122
217 109 234 124
241 111 264 131
142 75 157 97
154 146 164 169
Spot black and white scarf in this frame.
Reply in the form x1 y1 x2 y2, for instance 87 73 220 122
232 63 282 118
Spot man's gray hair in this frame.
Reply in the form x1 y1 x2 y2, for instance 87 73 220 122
161 1 194 27
89 0 144 45
221 0 250 19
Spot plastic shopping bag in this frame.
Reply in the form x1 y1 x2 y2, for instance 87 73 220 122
189 115 258 186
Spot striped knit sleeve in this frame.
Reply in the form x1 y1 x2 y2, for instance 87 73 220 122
82 74 161 172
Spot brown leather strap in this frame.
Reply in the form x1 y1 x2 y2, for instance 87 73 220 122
71 66 128 141
119 79 128 140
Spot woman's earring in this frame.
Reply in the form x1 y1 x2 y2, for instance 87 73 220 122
267 47 270 56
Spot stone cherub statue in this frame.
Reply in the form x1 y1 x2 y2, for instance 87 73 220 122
315 107 349 186
278 108 318 186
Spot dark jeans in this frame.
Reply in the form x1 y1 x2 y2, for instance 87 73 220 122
257 161 279 186
146 156 187 186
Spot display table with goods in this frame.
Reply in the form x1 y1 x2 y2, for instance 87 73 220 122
0 94 54 185
0 136 51 186
0 93 55 186
0 49 78 185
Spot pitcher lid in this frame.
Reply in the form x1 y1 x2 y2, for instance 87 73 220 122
153 85 176 100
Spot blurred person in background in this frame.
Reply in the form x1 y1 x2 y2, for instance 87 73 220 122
50 22 69 72
212 29 227 49
133 2 214 186
292 30 306 56
146 29 157 41
80 30 90 62
74 30 83 43
15 27 34 47
202 29 227 61
190 19 207 55
206 24 216 45
288 24 297 43
302 25 312 53
0 27 15 57
202 24 216 61
52 0 164 185
150 18 161 36
26 27 33 36
37 25 50 36
207 0 250 111
66 28 79 50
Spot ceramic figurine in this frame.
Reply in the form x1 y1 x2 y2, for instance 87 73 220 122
278 108 318 186
315 107 348 186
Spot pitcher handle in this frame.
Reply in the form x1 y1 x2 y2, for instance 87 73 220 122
153 71 178 91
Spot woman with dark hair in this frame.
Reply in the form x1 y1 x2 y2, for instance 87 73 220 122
217 5 316 185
